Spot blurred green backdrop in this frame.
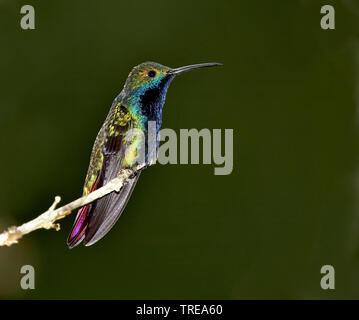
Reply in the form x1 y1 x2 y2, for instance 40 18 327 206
0 0 359 299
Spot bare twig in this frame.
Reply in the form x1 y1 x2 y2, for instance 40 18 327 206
0 164 146 247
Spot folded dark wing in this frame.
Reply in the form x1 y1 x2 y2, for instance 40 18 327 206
67 103 143 248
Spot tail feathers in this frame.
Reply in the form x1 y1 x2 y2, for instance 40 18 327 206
84 173 141 246
67 173 141 248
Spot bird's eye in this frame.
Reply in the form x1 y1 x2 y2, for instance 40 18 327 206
147 70 156 78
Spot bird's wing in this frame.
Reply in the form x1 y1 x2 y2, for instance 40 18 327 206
67 103 144 248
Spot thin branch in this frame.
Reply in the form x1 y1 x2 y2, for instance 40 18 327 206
0 164 146 247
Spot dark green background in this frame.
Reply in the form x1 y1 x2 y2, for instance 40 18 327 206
0 0 358 299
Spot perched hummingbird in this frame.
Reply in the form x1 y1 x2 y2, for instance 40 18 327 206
67 61 221 248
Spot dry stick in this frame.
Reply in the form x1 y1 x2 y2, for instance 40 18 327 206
0 164 146 247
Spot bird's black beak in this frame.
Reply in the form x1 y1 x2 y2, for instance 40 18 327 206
169 62 222 76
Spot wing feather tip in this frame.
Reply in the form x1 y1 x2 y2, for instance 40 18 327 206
66 205 90 249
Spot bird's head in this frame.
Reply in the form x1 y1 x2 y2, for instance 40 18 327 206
124 61 172 94
123 61 222 105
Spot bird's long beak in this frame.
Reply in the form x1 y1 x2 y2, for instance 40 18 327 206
169 62 222 76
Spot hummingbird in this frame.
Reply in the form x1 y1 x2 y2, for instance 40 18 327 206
67 61 222 248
